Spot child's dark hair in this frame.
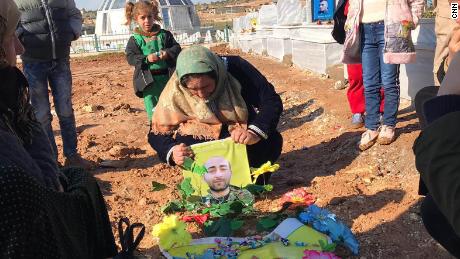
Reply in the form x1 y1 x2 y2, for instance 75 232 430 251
180 71 217 87
125 1 162 26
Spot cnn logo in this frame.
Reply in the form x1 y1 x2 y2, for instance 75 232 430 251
453 2 459 19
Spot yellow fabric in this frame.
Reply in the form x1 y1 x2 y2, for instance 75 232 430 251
183 138 252 196
166 224 329 258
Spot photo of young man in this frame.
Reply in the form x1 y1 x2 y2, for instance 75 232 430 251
202 156 254 205
319 0 329 14
203 156 232 199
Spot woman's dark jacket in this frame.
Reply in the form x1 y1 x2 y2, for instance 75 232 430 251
414 95 460 237
0 66 117 257
148 55 283 164
125 30 181 98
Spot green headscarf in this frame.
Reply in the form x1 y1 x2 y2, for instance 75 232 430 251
152 46 248 140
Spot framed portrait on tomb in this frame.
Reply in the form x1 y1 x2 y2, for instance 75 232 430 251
312 0 335 21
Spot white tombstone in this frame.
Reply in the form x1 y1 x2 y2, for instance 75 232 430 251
276 0 304 26
258 5 278 27
242 12 259 31
305 0 313 23
233 18 241 34
204 30 213 43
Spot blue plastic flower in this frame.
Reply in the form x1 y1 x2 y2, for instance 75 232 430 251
298 205 359 255
298 211 314 224
325 218 359 255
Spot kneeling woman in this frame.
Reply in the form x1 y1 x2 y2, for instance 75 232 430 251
149 46 283 184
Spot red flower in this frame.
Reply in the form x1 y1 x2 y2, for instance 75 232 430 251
401 20 414 29
401 20 410 26
181 214 209 225
280 187 316 209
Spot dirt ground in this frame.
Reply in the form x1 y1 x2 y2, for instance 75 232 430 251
54 45 452 258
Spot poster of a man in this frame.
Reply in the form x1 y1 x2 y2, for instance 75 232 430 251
203 156 232 199
202 156 254 205
312 0 334 21
319 0 328 14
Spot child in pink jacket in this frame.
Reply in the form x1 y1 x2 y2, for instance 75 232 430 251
342 0 424 151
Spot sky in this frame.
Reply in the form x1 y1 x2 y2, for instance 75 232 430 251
75 0 213 10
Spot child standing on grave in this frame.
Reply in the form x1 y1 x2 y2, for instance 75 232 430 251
125 0 181 121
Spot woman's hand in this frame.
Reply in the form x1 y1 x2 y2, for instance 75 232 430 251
231 128 261 145
147 53 160 63
172 143 193 166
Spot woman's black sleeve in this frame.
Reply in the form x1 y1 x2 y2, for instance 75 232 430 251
227 56 283 138
148 132 179 164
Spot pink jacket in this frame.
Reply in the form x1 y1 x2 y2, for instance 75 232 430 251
342 0 424 64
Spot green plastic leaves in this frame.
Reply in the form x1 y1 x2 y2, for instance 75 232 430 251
204 218 244 237
245 184 273 195
179 177 195 199
256 217 278 232
183 157 207 176
151 181 167 192
161 201 183 214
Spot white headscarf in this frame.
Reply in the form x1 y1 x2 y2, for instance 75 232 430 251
0 0 21 68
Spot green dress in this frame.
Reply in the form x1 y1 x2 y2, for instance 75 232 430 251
133 30 170 121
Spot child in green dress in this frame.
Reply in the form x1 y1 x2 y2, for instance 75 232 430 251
125 1 181 121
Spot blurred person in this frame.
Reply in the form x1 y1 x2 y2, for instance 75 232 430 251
433 0 458 86
416 11 460 130
414 50 460 258
1 0 62 191
0 1 117 257
14 0 92 169
148 46 283 185
343 0 424 151
125 0 181 122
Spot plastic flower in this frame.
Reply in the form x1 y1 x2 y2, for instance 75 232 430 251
303 250 341 259
250 161 280 183
181 214 209 225
298 205 336 232
280 187 316 209
152 215 192 250
324 218 359 255
401 20 414 29
298 205 359 255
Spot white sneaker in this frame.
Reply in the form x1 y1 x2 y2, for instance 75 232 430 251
377 125 395 145
358 129 379 151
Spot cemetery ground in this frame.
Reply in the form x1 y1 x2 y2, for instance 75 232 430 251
57 45 452 258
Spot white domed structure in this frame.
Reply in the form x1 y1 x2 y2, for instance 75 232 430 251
95 0 201 35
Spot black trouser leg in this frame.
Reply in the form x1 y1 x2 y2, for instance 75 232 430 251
414 86 439 195
421 195 460 258
247 131 283 185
